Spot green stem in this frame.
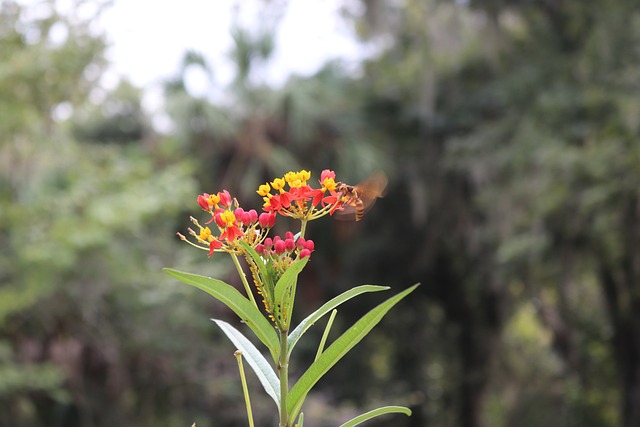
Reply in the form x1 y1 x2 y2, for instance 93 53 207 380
231 252 258 308
234 351 255 427
278 328 289 427
299 219 308 241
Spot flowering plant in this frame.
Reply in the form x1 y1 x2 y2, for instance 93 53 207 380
165 169 418 427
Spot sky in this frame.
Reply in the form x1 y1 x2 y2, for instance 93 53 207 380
99 0 363 95
12 0 366 127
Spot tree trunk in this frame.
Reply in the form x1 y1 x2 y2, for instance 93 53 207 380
599 196 640 427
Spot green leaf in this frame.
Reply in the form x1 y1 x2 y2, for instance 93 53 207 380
273 256 309 328
163 268 280 362
287 284 419 421
238 240 275 298
274 256 308 307
212 319 281 411
287 285 390 358
338 406 412 427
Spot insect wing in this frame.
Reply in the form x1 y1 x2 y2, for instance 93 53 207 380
334 172 388 221
358 172 388 200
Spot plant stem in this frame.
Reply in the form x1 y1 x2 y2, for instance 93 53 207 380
278 328 289 427
234 351 255 427
299 219 308 241
230 252 258 308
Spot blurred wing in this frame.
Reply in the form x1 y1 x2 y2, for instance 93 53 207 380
333 172 388 221
359 172 388 200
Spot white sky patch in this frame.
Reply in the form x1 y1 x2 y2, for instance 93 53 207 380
101 0 363 89
101 0 237 88
14 0 366 131
265 0 363 85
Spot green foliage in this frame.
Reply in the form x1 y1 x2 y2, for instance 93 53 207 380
163 269 280 362
338 406 412 427
166 266 417 426
213 319 281 410
287 285 390 358
286 284 419 422
3 0 639 425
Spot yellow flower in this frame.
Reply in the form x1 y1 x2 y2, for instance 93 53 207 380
220 210 236 226
284 171 297 185
322 177 337 192
271 177 286 191
199 226 212 240
257 183 271 197
284 170 310 189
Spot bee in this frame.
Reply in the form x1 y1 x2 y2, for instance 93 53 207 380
335 172 388 221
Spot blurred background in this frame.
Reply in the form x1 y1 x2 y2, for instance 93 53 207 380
1 0 640 426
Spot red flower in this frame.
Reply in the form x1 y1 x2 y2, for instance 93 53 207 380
220 225 244 242
208 238 223 257
322 193 344 215
266 192 291 212
308 188 324 207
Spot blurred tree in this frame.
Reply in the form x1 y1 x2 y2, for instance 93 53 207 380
72 79 149 144
0 2 230 426
442 0 640 426
338 0 640 426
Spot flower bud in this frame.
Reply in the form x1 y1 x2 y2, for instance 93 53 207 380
305 240 315 252
197 194 211 211
214 212 226 228
296 237 306 249
285 238 295 252
320 169 336 182
242 212 253 225
285 231 294 240
299 249 311 259
259 212 275 228
218 190 232 207
274 239 286 254
255 244 265 255
263 237 273 249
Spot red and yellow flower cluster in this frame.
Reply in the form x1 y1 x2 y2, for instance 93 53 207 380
257 169 345 220
177 189 276 258
178 169 350 259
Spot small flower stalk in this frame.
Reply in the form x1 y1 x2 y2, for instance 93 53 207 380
166 169 417 427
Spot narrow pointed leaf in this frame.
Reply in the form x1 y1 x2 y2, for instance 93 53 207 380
287 285 390 358
163 268 279 361
287 284 419 420
273 256 308 328
238 240 275 297
339 406 412 427
213 319 281 411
